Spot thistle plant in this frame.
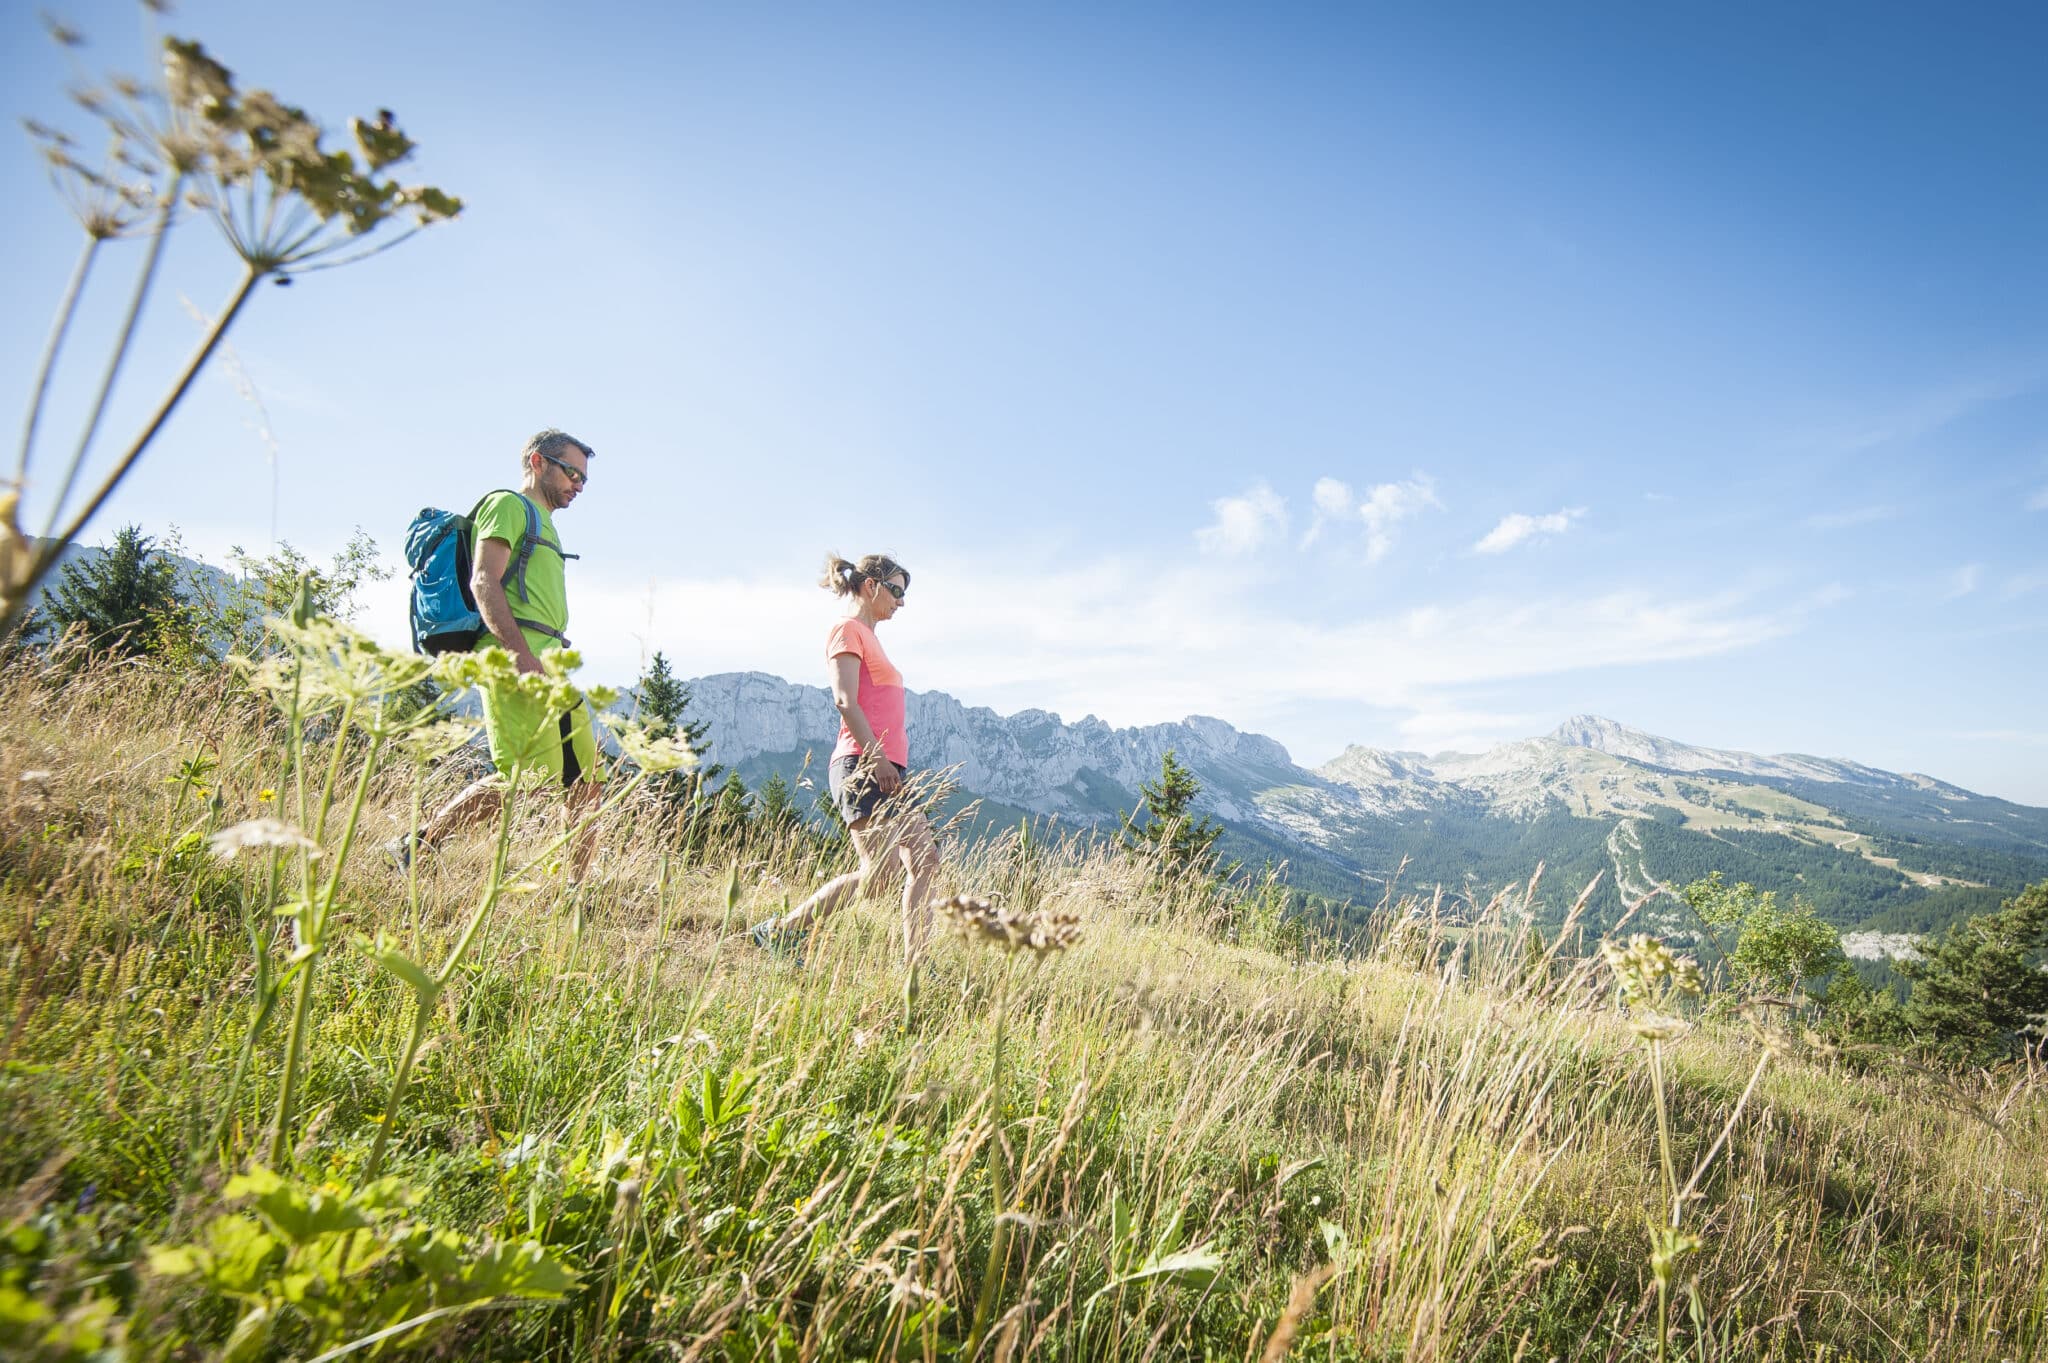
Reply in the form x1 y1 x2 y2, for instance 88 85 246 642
4 18 460 640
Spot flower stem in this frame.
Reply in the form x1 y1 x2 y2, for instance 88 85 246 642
14 235 99 493
269 948 317 1169
40 175 184 540
3 264 258 642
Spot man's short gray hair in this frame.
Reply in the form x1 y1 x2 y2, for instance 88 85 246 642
521 428 594 467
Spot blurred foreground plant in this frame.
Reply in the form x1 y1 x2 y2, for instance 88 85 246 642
1603 932 1779 1363
4 14 460 640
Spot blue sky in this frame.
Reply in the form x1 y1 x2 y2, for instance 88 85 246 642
6 1 2046 802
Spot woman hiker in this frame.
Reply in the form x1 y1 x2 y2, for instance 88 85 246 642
750 552 940 964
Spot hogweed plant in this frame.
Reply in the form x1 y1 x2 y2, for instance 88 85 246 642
4 15 460 639
144 602 694 1356
1602 932 1778 1363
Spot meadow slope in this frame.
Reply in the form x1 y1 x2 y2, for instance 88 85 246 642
1 650 2044 1361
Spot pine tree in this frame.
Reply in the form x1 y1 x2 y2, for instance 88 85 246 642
712 770 752 834
39 525 185 657
1121 749 1223 881
637 652 716 774
755 772 801 837
1899 879 2048 1064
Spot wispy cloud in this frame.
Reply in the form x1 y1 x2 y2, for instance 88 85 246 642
1473 506 1587 555
1195 483 1287 555
468 550 1845 764
1395 704 1540 755
1942 564 1983 600
2027 485 2048 512
1357 473 1441 563
1789 364 2046 456
2003 571 2048 599
1803 505 1895 531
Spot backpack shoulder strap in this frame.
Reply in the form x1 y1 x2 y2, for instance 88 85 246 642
467 490 576 604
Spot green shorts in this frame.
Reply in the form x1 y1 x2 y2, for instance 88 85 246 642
481 689 603 788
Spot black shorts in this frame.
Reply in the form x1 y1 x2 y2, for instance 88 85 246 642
828 753 910 826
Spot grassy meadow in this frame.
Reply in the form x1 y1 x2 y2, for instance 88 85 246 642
1 639 2044 1362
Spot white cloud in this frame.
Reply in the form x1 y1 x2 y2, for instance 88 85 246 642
1299 477 1355 548
1942 564 1983 600
1195 483 1287 556
1473 506 1587 555
1803 505 1895 531
1357 473 1441 563
2027 486 2048 511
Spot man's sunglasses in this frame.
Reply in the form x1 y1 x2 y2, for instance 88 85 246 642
876 581 906 601
539 451 588 487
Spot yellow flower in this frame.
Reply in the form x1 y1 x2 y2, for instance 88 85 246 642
258 788 276 801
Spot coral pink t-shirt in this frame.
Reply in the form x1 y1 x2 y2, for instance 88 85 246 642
827 617 909 767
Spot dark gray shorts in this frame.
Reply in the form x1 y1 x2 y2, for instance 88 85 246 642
828 753 909 826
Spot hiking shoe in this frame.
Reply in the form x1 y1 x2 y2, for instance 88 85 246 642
382 832 424 872
748 917 810 961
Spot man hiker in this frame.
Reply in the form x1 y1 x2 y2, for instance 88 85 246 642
388 428 604 885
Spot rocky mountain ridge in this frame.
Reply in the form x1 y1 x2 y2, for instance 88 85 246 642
676 671 2048 933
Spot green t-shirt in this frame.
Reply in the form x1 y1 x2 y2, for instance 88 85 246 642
472 491 570 653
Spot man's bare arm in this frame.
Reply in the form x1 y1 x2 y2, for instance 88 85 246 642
471 538 543 675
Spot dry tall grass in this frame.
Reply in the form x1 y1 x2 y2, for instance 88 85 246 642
1 647 2043 1360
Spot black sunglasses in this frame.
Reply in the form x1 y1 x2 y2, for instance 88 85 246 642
539 451 587 487
875 581 906 601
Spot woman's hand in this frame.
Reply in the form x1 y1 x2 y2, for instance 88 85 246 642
872 758 903 795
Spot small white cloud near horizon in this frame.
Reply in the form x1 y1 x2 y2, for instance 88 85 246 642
1804 505 1895 531
1195 482 1287 555
1942 563 1983 600
2028 485 2048 511
1474 506 1587 555
1358 473 1441 563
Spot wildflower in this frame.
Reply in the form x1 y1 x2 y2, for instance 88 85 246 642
939 894 1082 957
257 788 276 801
613 718 697 775
209 818 320 859
395 717 480 765
1600 934 1703 1007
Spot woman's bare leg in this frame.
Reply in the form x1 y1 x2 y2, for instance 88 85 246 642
774 814 894 933
895 814 940 963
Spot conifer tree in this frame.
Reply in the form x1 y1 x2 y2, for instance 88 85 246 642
1899 879 2048 1064
38 524 185 656
755 772 801 837
636 653 719 771
712 770 752 834
1121 749 1223 880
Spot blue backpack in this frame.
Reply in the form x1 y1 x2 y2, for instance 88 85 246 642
405 490 577 655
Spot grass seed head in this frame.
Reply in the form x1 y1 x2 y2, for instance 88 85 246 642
939 894 1082 957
